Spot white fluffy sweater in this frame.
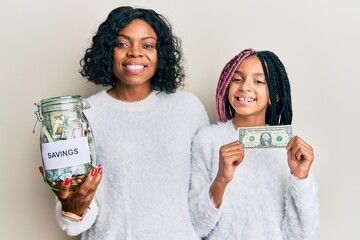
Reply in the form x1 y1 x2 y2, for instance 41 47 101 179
55 90 209 240
189 120 319 240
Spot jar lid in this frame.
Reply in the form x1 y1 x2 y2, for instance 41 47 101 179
33 95 89 133
40 95 82 105
38 95 89 113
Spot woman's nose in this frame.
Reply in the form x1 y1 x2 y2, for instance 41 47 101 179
127 44 143 57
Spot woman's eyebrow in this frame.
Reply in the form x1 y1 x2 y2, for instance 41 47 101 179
117 34 157 41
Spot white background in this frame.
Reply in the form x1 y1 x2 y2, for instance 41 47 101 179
0 0 359 239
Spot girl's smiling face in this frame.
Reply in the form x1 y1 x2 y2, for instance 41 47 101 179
228 55 270 126
112 18 158 90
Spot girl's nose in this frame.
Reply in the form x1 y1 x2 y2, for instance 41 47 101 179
239 79 252 92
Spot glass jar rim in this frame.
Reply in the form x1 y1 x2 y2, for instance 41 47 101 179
38 95 88 114
40 95 81 105
33 95 89 133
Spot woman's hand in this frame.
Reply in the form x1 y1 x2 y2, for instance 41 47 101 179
39 165 102 216
287 136 314 179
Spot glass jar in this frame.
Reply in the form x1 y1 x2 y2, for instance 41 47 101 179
33 95 96 191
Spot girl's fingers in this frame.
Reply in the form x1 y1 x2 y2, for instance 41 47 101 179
220 141 243 153
222 148 243 160
287 136 313 159
221 148 243 158
293 136 312 149
232 159 242 167
295 147 314 161
287 136 309 149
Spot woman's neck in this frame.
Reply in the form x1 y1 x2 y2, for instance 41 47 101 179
108 84 152 102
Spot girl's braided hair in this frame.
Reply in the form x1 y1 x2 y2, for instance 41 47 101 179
216 48 292 125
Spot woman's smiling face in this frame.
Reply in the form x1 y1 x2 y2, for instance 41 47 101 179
112 18 158 89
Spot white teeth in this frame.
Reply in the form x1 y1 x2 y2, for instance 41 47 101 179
238 97 255 102
126 65 144 69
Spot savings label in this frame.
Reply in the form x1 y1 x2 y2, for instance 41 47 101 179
41 137 91 170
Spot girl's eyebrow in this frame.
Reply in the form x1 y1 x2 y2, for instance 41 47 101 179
234 70 265 77
117 33 157 41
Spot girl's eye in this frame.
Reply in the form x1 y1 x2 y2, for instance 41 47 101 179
255 80 266 84
231 78 243 83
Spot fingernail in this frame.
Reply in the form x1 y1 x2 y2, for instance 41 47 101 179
98 165 103 173
65 178 71 186
38 166 44 175
91 168 97 176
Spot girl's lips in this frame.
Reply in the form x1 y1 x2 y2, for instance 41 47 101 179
235 97 255 103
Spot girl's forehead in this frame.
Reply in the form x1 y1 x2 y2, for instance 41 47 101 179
236 55 263 73
239 55 260 66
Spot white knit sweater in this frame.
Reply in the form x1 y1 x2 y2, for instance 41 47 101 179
189 120 319 240
55 90 209 240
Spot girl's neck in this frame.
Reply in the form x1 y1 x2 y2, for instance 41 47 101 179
108 84 152 102
232 115 266 128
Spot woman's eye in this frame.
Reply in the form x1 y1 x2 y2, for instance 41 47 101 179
143 43 154 49
116 42 128 48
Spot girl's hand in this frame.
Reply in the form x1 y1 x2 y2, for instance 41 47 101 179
39 165 102 216
287 136 314 179
215 141 244 184
210 141 244 208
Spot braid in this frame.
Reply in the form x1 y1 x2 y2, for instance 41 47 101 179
215 49 293 125
256 51 293 125
216 48 255 122
258 54 278 125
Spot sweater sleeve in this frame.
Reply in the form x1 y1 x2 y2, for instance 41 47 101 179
189 129 222 238
55 197 99 236
281 173 319 240
186 91 210 131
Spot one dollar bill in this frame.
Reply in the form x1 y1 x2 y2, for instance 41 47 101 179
238 125 293 149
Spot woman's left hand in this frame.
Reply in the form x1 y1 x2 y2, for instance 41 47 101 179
287 136 314 179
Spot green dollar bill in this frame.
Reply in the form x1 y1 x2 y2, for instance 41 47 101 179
238 125 293 149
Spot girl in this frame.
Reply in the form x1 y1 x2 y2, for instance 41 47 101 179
48 6 209 240
189 49 319 239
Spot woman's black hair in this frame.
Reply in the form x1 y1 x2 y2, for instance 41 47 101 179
80 6 184 93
